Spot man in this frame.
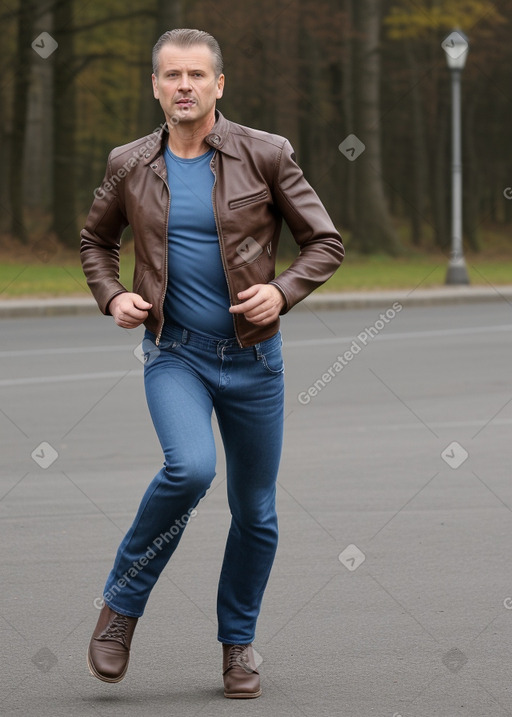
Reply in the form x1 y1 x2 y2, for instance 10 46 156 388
81 28 344 699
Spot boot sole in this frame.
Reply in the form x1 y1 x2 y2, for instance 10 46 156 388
86 647 128 683
224 689 262 699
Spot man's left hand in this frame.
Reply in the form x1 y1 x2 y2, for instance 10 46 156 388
229 284 285 326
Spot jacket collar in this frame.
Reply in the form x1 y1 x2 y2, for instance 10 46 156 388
143 110 238 165
204 110 238 156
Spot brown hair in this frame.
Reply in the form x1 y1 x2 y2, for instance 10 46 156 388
152 29 223 78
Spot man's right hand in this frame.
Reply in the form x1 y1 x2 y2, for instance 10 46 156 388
108 292 153 329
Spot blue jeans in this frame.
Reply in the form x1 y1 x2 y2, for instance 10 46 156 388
102 324 284 645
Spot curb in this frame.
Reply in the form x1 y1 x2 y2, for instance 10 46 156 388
0 297 99 319
300 285 512 310
0 286 511 320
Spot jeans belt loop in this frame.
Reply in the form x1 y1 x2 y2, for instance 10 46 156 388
181 329 189 344
254 342 261 360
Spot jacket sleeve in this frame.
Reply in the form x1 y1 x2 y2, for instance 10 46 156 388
270 139 344 312
80 152 129 315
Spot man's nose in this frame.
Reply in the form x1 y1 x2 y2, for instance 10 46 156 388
178 73 192 91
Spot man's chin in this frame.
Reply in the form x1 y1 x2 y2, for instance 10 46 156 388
173 105 198 117
169 111 196 126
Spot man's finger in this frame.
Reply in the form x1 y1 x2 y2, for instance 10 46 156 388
130 306 150 317
229 295 263 314
236 285 261 301
133 300 153 311
245 305 279 323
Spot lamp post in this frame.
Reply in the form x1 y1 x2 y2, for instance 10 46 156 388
442 29 470 285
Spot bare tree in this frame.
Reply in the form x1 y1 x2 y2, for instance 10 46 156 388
9 0 36 242
25 4 54 215
52 0 77 246
351 0 400 254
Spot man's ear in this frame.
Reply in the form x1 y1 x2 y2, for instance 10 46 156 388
152 73 159 100
216 73 225 100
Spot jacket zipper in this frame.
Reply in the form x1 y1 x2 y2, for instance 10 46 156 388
210 153 242 347
156 174 170 347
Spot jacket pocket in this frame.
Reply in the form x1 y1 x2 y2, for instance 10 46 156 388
228 189 269 210
133 263 151 294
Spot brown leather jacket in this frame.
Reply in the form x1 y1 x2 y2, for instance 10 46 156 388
80 110 344 347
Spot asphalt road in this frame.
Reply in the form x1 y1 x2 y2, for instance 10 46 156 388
1 300 512 717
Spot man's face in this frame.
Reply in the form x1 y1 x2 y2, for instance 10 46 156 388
152 43 224 126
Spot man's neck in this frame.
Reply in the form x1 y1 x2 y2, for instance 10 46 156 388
166 112 216 158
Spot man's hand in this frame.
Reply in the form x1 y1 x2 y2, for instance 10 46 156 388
229 284 285 326
109 292 153 329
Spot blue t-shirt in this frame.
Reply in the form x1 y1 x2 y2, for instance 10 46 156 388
163 146 234 338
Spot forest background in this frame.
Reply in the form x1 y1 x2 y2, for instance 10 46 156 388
1 0 511 296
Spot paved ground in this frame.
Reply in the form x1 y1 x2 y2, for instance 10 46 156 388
1 300 512 716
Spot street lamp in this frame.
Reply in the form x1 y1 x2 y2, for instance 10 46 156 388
442 29 470 285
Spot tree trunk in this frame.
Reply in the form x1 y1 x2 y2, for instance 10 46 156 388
298 18 317 184
432 106 449 249
351 0 400 254
9 0 35 242
25 5 54 214
463 93 480 251
274 0 299 149
0 9 13 234
406 40 428 246
341 0 355 229
52 0 77 247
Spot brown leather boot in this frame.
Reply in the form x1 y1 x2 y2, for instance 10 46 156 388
87 605 138 683
222 643 262 698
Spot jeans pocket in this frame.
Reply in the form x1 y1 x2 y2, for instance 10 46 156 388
259 335 284 375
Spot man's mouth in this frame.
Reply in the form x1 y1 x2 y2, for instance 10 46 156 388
176 98 195 107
